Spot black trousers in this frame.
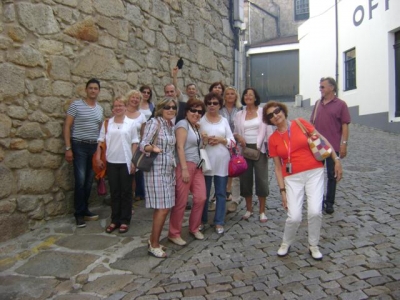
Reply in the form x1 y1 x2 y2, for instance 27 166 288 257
107 162 133 225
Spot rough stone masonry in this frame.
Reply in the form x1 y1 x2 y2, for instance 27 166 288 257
0 0 235 242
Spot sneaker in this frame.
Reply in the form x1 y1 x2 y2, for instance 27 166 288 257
190 231 204 240
208 201 216 211
84 212 99 221
168 236 187 246
277 243 290 257
242 211 253 220
259 212 268 223
76 217 86 228
309 246 323 260
227 201 238 213
325 203 334 214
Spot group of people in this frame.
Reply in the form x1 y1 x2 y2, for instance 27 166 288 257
64 75 350 260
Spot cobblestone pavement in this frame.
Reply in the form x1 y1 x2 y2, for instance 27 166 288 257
1 103 400 300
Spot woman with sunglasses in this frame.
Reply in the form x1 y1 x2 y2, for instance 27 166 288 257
220 87 242 212
139 85 154 120
264 101 342 260
141 97 177 258
168 99 207 245
199 92 235 234
233 88 273 223
125 90 147 202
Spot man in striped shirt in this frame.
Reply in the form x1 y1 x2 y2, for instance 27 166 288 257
63 78 104 228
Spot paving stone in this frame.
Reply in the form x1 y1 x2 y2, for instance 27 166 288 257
55 235 119 251
338 290 368 300
204 291 232 299
183 287 207 297
355 269 381 279
15 251 99 279
0 276 59 300
363 286 392 296
82 275 136 296
164 282 191 292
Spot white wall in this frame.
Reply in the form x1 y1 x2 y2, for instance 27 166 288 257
299 0 400 122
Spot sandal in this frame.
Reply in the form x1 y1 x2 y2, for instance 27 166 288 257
119 224 129 233
148 240 166 251
226 192 232 201
242 211 253 220
105 223 119 233
148 244 167 258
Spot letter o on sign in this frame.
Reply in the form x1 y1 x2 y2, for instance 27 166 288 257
353 5 364 26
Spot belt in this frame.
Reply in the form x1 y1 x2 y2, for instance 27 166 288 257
71 138 98 144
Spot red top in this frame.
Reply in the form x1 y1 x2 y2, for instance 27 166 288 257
269 118 323 177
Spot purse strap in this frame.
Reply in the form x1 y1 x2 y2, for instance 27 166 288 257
294 118 310 137
229 140 239 157
312 100 320 124
150 118 161 145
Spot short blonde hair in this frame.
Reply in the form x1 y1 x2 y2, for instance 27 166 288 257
113 96 127 107
223 87 242 108
125 89 143 102
154 97 177 117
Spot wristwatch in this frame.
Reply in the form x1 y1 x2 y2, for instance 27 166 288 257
65 146 71 151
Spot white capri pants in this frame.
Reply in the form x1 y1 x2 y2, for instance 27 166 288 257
282 167 324 247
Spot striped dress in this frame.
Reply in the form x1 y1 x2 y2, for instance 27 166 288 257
140 117 176 209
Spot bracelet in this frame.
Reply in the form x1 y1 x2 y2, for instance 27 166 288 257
280 188 286 194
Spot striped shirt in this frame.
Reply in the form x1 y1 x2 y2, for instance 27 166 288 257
67 99 104 141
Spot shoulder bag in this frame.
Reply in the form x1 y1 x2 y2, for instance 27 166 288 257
294 118 332 161
228 141 248 177
131 119 160 172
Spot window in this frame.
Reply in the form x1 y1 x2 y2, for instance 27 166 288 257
344 48 356 90
294 0 309 21
395 31 400 117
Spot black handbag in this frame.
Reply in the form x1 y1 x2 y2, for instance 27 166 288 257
132 119 160 172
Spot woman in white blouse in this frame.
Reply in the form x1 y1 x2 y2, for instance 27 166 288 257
199 92 234 234
234 88 273 223
95 97 138 234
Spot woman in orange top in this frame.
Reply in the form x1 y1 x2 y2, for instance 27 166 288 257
264 101 342 261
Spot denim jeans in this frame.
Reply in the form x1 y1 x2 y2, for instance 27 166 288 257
107 162 133 225
71 140 97 217
135 170 145 199
324 151 339 206
202 175 228 226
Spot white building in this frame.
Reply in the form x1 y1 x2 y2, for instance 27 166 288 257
299 0 400 133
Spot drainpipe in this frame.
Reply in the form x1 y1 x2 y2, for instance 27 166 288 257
335 0 339 95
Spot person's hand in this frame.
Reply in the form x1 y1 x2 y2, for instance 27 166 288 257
130 163 136 174
334 160 343 182
182 169 190 183
96 158 105 170
65 150 73 163
339 144 347 158
201 133 208 145
208 136 220 146
281 193 288 211
152 145 162 153
236 135 246 147
172 66 179 77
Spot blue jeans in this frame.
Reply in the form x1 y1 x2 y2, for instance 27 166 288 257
135 170 145 199
71 140 97 217
202 175 228 226
324 151 339 206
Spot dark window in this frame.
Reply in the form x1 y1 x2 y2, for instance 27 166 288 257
294 0 309 21
344 49 356 91
395 31 400 117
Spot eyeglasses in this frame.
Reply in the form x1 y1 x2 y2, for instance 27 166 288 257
189 108 204 115
266 107 282 120
163 105 177 110
207 101 219 106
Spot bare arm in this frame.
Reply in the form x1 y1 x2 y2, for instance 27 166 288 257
272 156 288 211
340 123 349 159
171 67 182 97
176 127 190 183
63 115 74 163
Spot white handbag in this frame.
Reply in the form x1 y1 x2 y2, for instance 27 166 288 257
199 148 212 172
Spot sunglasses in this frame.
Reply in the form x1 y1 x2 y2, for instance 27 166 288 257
142 91 151 94
189 108 204 115
266 107 282 120
163 105 177 110
207 101 219 106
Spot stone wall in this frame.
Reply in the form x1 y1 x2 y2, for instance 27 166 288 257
244 0 306 45
0 0 234 242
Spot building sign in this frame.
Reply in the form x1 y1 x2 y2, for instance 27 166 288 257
353 0 389 26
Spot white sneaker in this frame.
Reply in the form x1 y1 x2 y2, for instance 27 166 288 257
309 246 323 260
168 236 187 246
277 243 290 257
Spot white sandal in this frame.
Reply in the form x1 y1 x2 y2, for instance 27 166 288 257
148 244 167 258
242 211 253 220
148 240 166 251
259 212 268 223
